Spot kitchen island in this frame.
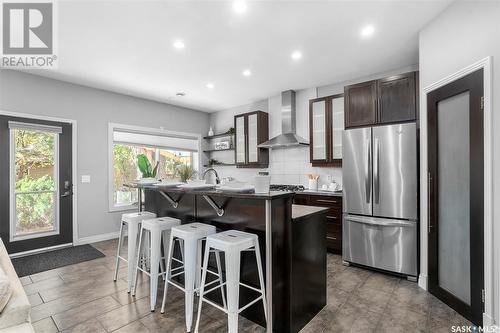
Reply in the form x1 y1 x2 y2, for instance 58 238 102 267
129 184 327 333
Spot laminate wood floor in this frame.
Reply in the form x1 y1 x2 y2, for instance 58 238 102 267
24 239 473 333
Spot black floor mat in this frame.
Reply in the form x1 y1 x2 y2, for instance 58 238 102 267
11 245 105 277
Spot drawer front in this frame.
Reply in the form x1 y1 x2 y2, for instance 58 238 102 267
294 194 310 205
326 221 342 252
326 212 342 225
326 222 341 237
309 196 342 209
326 235 341 251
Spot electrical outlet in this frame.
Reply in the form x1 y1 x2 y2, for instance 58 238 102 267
81 175 91 183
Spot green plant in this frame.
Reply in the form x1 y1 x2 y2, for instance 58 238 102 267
177 164 195 183
15 176 55 234
165 157 182 177
137 154 159 178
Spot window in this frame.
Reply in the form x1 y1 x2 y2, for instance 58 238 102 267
9 121 61 241
109 124 200 211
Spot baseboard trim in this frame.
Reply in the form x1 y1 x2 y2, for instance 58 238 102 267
483 312 495 326
76 231 120 245
418 273 428 290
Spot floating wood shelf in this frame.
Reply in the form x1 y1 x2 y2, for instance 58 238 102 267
203 163 236 167
203 148 235 153
203 132 235 140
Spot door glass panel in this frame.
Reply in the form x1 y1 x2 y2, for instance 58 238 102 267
11 128 59 239
331 96 344 159
312 100 326 160
235 116 245 163
437 91 471 305
248 114 258 163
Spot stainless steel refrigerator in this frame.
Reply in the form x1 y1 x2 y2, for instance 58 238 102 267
342 123 418 278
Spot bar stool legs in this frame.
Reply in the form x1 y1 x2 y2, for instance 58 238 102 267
113 220 125 282
225 251 241 333
194 230 267 333
161 223 227 333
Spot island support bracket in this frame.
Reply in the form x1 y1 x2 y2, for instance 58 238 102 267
202 195 225 217
159 191 179 208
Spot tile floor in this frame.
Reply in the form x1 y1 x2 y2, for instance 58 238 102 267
23 239 472 333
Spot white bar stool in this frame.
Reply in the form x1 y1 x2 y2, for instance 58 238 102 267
161 222 226 332
194 230 267 333
132 216 181 311
114 211 156 292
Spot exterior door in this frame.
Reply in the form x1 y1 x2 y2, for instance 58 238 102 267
372 123 417 220
0 115 73 254
427 69 484 325
342 127 372 216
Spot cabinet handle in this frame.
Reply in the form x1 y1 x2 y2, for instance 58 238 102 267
327 236 337 240
326 216 338 219
317 199 338 204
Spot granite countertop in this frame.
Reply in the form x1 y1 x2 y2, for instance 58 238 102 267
126 183 295 200
292 204 329 220
299 189 343 197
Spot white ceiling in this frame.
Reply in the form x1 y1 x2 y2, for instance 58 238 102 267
27 0 452 112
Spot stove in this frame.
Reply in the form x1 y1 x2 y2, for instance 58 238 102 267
270 184 305 192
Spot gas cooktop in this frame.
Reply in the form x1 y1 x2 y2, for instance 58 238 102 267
269 184 305 192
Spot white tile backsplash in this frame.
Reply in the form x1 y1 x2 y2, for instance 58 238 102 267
212 146 342 189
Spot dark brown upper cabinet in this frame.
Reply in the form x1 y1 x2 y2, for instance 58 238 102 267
309 94 344 167
344 71 418 128
378 72 417 123
234 111 269 168
344 80 377 128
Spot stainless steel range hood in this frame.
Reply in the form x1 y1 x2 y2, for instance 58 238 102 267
258 90 309 149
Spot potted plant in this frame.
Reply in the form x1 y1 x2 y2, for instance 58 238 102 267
137 154 159 183
177 164 195 183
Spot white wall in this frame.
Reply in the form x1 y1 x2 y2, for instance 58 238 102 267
419 0 500 324
0 70 209 242
208 65 418 189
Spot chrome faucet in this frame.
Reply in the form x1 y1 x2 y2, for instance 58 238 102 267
202 168 220 184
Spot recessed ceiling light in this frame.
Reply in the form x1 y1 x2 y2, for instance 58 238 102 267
173 40 185 49
291 50 302 60
232 0 247 14
242 69 252 77
175 92 186 97
360 25 375 38
206 83 215 89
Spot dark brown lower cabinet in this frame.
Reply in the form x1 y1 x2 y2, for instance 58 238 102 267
294 193 342 253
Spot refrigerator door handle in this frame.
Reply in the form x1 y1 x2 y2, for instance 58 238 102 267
344 214 415 227
374 138 380 204
365 139 371 204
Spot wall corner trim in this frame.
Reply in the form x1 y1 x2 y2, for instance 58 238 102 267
418 273 428 291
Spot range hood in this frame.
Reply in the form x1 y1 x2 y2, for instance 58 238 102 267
258 90 309 149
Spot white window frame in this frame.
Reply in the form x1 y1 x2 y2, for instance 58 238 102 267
108 123 202 212
9 124 60 242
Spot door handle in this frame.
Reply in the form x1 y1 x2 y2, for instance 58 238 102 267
374 138 380 204
61 191 72 198
365 139 371 204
